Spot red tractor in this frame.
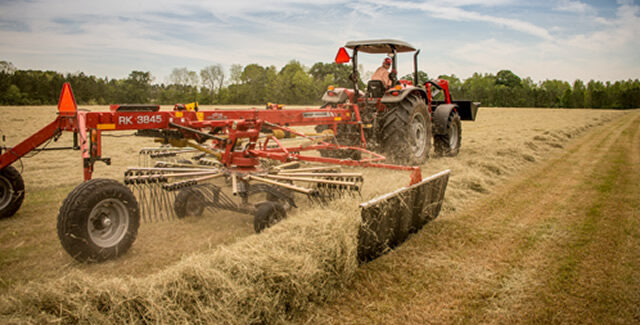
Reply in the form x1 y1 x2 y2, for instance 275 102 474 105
318 39 478 163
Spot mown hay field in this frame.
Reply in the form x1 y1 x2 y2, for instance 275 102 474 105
0 105 634 323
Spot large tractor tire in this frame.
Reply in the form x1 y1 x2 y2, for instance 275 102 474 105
0 166 25 219
380 94 431 165
57 179 140 263
434 110 462 157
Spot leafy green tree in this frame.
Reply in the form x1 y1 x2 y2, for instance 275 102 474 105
229 64 243 85
585 80 607 108
496 70 522 88
309 62 352 87
238 64 274 104
463 73 496 106
572 80 585 108
400 71 429 84
124 71 153 103
200 64 225 104
275 60 315 104
4 85 24 104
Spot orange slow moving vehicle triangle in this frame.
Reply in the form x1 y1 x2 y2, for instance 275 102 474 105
57 82 77 116
335 47 351 64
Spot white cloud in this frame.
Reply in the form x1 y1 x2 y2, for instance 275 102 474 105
363 0 552 40
554 0 595 14
0 0 638 82
445 1 640 82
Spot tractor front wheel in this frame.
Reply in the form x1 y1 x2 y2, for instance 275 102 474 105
381 94 431 165
434 110 462 157
0 166 25 219
57 179 140 263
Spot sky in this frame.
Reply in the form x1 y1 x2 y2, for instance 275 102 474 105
0 0 638 84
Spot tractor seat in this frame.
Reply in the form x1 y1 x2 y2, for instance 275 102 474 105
367 80 386 98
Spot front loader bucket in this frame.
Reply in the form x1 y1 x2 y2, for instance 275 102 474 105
357 169 450 262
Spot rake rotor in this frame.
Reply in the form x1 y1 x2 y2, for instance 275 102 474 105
126 149 364 222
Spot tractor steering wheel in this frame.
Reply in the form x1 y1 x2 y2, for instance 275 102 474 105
388 70 398 87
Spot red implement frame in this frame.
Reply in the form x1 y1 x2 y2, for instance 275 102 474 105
0 83 422 184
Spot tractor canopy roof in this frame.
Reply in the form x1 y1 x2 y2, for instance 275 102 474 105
344 39 416 53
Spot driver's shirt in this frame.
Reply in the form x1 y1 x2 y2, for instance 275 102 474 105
371 66 391 87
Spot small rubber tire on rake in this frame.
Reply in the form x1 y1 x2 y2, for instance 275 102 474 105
174 187 206 218
434 110 462 157
253 201 286 233
57 179 140 263
0 165 25 219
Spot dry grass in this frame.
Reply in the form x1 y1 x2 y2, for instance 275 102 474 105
0 105 632 323
307 110 640 323
1 204 360 323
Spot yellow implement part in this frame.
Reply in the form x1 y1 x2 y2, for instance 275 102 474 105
163 138 222 161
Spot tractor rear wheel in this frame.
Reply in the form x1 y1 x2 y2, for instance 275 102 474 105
57 179 140 263
434 110 462 157
380 94 431 165
253 201 286 233
0 166 24 219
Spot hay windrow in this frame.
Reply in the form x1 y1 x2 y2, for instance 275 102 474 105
0 107 630 323
1 204 360 323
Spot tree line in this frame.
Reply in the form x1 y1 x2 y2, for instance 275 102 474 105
1 60 638 109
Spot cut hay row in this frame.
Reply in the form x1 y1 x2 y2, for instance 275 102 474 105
1 204 360 323
0 107 630 323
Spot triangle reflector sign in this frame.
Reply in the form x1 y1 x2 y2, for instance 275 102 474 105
335 47 351 64
58 82 77 116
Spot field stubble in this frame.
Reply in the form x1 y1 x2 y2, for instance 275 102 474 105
0 105 631 323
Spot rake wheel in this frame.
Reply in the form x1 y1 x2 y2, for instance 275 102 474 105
174 187 206 218
0 166 24 219
57 179 140 263
253 201 286 233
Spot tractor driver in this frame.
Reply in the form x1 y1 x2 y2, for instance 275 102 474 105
371 57 393 88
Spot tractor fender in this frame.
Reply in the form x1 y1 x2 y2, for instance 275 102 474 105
321 87 364 104
432 104 458 135
380 87 427 104
322 89 348 104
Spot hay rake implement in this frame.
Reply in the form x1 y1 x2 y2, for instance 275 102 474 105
0 82 450 263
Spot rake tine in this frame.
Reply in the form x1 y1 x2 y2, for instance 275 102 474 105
143 185 154 223
151 183 163 222
133 183 146 223
165 189 177 220
158 186 170 220
134 182 144 220
146 183 157 222
159 183 170 221
135 183 145 222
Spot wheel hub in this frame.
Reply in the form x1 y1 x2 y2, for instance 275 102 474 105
87 198 129 248
409 115 427 157
186 198 202 215
448 123 459 149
